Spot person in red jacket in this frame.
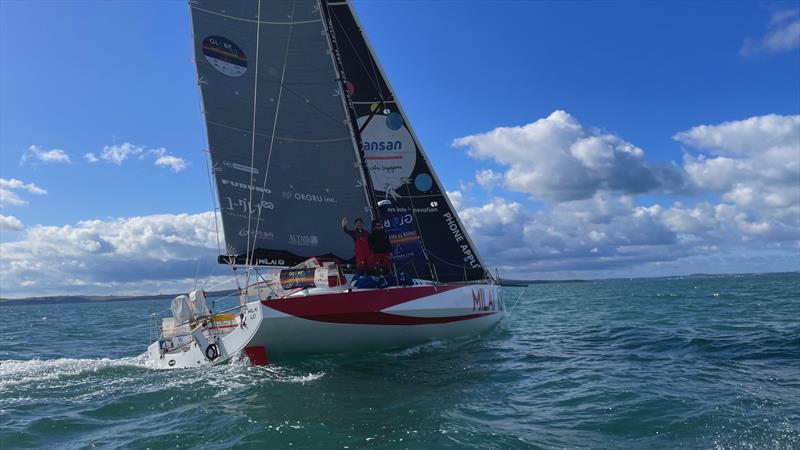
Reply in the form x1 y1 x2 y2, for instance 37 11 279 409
341 217 371 274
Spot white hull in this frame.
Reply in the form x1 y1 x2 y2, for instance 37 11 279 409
148 283 504 369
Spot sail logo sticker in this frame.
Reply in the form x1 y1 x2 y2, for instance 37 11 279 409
222 161 259 174
224 196 274 216
288 234 319 247
357 114 416 192
238 229 274 240
202 36 247 77
221 178 271 194
281 191 337 203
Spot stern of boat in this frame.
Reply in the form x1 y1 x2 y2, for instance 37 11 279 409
146 300 264 370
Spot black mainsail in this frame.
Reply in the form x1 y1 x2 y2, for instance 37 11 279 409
190 0 488 281
190 0 372 267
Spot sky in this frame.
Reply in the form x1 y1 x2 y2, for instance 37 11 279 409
1 0 798 297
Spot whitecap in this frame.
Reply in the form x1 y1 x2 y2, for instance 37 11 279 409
0 355 146 390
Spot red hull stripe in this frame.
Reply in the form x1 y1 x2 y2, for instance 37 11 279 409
261 285 493 325
291 311 496 325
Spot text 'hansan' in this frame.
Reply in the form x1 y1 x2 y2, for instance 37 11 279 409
363 140 402 151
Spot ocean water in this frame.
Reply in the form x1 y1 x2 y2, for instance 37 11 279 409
1 273 798 449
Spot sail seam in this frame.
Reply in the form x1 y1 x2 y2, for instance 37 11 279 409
190 6 320 25
206 120 350 143
281 84 351 128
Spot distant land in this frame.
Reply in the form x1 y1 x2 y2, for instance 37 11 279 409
0 289 237 307
2 272 795 306
0 279 581 305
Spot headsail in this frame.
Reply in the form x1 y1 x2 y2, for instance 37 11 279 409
322 1 489 282
190 0 372 267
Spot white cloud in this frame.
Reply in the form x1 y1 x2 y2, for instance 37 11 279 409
0 211 229 297
0 178 47 208
446 112 799 278
673 114 799 156
0 214 23 231
99 142 144 165
150 148 188 173
0 189 26 207
0 178 47 195
453 110 688 201
446 190 466 211
675 114 799 242
88 143 188 172
741 8 800 57
454 193 797 278
475 169 503 191
20 145 71 165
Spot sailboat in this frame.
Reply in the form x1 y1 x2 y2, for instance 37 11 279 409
146 0 506 369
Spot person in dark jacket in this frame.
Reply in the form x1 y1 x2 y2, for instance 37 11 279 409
342 217 370 274
369 219 392 275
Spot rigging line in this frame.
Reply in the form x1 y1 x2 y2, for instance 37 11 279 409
403 181 437 281
190 5 320 25
207 119 349 143
249 0 298 263
424 247 473 269
187 2 226 290
203 151 222 255
328 6 384 99
509 286 527 316
352 100 395 105
281 83 348 128
186 2 222 261
245 0 263 272
357 99 385 134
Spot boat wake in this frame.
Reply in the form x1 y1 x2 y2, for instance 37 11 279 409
0 353 325 397
0 355 147 390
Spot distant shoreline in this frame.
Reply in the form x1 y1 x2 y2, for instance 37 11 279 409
1 272 796 306
0 289 237 307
